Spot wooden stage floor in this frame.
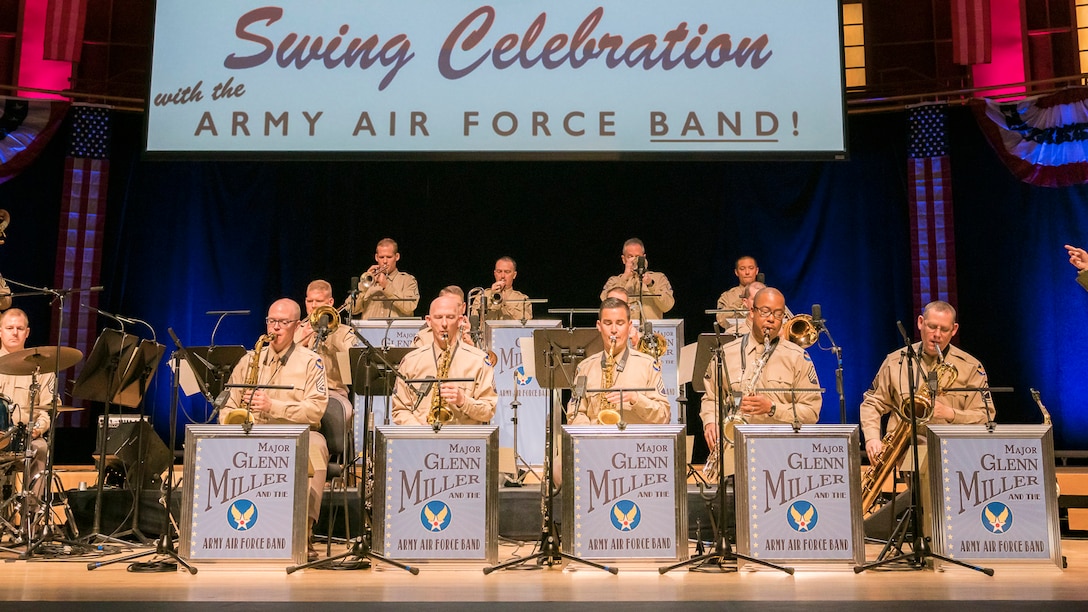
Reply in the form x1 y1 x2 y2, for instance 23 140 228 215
2 537 1085 610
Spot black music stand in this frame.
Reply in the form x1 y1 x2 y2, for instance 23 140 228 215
111 339 165 541
287 341 419 574
854 326 993 575
72 328 143 545
484 327 614 574
185 345 247 403
660 328 794 575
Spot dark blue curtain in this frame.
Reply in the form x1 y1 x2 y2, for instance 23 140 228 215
2 106 1086 460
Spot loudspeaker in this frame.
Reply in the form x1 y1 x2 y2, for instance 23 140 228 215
93 419 172 490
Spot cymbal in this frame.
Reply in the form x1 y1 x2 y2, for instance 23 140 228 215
0 346 83 376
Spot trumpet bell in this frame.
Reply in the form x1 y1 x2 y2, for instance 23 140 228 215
780 314 819 348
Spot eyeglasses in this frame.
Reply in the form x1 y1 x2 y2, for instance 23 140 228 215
753 307 787 320
265 318 298 327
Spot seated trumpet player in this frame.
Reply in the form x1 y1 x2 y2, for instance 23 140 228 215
468 256 533 322
220 298 328 561
567 297 670 426
860 300 991 519
295 280 354 423
700 288 822 459
349 238 420 319
392 295 497 426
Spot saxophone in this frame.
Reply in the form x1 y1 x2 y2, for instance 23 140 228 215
427 333 455 427
704 333 773 481
596 336 622 425
860 346 957 514
224 333 275 426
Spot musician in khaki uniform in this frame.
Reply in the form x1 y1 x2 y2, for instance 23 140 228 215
567 297 670 425
392 295 497 425
600 238 674 321
470 256 533 322
1065 244 1088 291
296 280 355 420
715 256 759 329
350 238 420 319
411 286 474 348
221 298 328 559
0 308 56 484
700 288 822 452
861 300 991 462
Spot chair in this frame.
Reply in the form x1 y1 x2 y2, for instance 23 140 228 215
318 396 353 552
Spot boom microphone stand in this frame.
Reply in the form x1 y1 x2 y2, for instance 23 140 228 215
660 323 793 575
855 322 992 575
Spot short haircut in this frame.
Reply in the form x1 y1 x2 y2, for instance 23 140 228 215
736 255 758 268
376 237 399 253
1 308 29 327
623 238 645 250
606 287 630 300
599 297 631 318
922 300 957 323
496 256 516 270
440 285 465 301
306 280 333 295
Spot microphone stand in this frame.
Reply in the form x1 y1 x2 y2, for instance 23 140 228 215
661 324 793 575
855 323 992 575
811 309 847 425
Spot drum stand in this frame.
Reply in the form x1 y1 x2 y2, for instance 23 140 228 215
854 323 992 575
485 328 617 575
660 326 793 574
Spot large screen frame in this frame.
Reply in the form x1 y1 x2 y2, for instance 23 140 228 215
145 0 848 160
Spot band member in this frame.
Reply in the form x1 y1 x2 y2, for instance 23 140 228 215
700 288 821 452
295 280 354 423
220 298 328 561
861 300 992 463
605 287 640 346
716 256 760 318
392 295 497 425
567 297 670 425
0 308 55 486
600 238 675 321
1065 244 1088 291
350 238 420 319
717 280 765 335
469 256 533 321
411 286 474 348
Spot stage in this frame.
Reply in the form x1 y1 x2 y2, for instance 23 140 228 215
0 539 1085 610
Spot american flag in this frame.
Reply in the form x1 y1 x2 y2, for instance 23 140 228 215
52 104 109 426
43 0 88 63
907 104 958 317
951 0 991 66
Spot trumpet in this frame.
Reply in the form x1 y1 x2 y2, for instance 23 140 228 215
361 266 387 289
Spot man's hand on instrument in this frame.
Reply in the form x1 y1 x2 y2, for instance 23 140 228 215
704 422 718 451
866 439 883 464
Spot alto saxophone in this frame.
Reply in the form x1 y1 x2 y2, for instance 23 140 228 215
224 333 275 426
704 332 773 481
427 332 455 427
597 336 622 425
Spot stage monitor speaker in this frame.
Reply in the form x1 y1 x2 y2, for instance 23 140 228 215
92 419 172 490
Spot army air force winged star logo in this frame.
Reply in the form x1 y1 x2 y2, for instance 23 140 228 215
227 500 258 531
421 500 452 532
983 502 1012 533
786 500 818 532
609 500 641 531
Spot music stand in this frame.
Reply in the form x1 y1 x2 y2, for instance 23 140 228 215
113 339 165 542
72 328 143 545
485 327 615 574
185 346 247 401
287 340 419 574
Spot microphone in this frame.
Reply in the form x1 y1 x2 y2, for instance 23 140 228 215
212 388 232 411
755 273 765 284
811 304 824 328
569 375 588 419
635 256 648 275
349 276 360 298
412 379 435 413
82 303 131 329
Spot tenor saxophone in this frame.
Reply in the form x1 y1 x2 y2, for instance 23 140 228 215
704 332 773 481
427 333 455 427
596 336 622 425
224 333 275 425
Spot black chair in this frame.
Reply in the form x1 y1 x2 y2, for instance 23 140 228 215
318 396 353 552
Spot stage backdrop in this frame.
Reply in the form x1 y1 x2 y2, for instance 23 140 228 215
1 106 1087 460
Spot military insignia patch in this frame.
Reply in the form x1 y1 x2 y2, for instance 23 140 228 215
227 499 258 531
609 500 641 531
514 365 532 386
786 500 818 532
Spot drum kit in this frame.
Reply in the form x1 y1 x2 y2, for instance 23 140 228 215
0 345 84 553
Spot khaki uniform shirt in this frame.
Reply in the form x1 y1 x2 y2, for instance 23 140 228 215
716 286 749 332
220 342 328 428
1078 269 1088 292
600 270 675 320
860 343 991 446
700 335 822 427
392 343 497 425
567 347 670 425
470 288 533 322
410 326 474 349
294 321 356 397
350 270 420 319
0 347 56 432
